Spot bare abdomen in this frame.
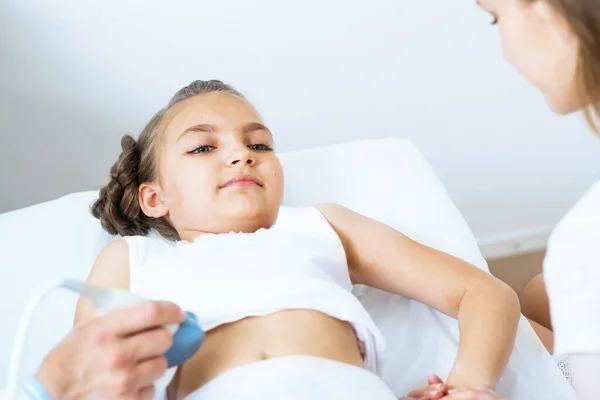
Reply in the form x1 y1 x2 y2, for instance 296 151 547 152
175 310 365 398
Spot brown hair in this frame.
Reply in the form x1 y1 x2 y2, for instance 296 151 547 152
527 0 600 132
91 80 246 240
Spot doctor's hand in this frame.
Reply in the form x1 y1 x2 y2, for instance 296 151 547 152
34 301 185 400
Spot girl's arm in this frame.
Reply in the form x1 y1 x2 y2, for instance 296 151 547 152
74 239 131 326
317 203 521 390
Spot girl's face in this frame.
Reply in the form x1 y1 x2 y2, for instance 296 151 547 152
478 0 580 114
141 92 284 241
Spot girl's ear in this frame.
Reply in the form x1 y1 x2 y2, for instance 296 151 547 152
139 182 169 218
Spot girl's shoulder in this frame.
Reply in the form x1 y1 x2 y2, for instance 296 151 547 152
90 238 131 284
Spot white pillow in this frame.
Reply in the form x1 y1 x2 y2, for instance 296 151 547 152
0 137 576 399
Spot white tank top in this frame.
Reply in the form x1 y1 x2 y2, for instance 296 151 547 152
123 206 386 393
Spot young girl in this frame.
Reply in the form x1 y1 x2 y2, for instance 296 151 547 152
76 80 519 400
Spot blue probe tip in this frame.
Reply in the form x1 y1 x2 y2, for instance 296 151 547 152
164 311 205 368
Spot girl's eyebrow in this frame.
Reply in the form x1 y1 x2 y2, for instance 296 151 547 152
241 122 272 137
177 124 216 143
177 122 272 143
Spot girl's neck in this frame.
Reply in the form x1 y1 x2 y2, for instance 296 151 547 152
177 219 275 243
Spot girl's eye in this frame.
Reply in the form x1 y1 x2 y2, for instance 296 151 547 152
249 144 273 151
491 16 498 25
190 145 214 154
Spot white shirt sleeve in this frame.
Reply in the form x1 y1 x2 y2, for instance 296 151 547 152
544 181 600 356
567 354 600 400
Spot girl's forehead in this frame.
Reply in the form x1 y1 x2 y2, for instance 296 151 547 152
162 93 262 143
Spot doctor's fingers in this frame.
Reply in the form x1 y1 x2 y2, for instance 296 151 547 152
110 357 165 399
119 384 156 400
133 356 169 389
120 325 174 361
96 301 185 337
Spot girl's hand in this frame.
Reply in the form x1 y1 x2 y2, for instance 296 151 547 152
399 375 503 400
442 386 503 399
399 374 447 400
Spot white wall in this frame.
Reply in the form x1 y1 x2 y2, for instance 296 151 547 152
1 0 599 258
